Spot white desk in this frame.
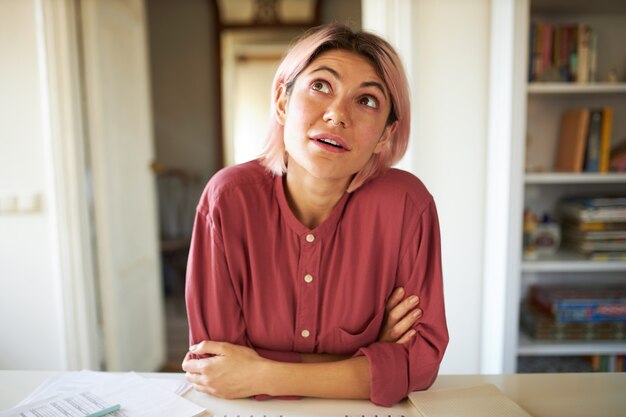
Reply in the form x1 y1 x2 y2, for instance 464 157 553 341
1 371 625 417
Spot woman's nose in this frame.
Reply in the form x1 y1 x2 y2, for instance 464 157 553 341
322 100 350 128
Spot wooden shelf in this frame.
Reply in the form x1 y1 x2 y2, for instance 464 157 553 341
522 256 626 272
518 332 626 356
525 173 626 184
528 82 626 94
532 0 626 14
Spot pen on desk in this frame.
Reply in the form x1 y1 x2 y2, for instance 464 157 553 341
84 404 121 417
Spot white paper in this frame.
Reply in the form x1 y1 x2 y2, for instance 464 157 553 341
0 391 122 417
4 372 204 417
408 384 533 417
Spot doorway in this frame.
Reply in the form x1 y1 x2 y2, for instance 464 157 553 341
145 0 361 371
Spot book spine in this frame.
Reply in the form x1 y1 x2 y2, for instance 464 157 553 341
568 25 578 82
554 300 626 323
542 23 553 79
534 22 544 78
558 26 569 81
577 23 590 83
599 107 613 173
529 21 536 81
584 109 602 172
588 28 598 82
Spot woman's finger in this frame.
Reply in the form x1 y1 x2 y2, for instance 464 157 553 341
387 295 419 324
392 307 422 341
385 287 405 312
395 329 417 345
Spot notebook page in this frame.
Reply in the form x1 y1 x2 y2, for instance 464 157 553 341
408 384 533 417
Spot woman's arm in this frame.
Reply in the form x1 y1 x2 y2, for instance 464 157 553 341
183 288 423 399
183 341 371 399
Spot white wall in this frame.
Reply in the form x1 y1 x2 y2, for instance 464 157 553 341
0 0 65 370
364 0 490 374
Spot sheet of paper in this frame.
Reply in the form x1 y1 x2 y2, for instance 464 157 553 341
18 371 194 407
5 372 204 417
0 391 119 417
86 374 204 417
408 384 533 417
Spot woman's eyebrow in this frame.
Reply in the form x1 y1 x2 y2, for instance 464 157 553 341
310 66 388 98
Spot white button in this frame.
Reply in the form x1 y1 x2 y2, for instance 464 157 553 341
305 234 315 243
304 274 313 283
301 329 310 338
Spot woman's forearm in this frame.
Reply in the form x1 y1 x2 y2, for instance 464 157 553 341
260 356 370 399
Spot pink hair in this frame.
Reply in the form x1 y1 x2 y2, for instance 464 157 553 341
259 24 411 193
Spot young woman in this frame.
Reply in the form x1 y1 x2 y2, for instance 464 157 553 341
182 24 448 407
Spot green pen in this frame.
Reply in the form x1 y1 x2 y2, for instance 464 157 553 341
84 404 121 417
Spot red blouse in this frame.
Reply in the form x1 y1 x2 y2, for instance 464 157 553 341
185 160 448 406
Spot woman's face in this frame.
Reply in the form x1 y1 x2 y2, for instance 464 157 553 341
276 49 396 188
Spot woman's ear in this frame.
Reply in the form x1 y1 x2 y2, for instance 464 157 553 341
373 121 398 154
274 84 288 126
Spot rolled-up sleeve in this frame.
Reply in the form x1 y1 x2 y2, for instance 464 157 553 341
185 195 301 364
355 200 448 406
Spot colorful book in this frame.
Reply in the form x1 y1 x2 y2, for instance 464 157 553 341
555 109 590 172
577 23 591 83
584 109 603 172
558 197 626 223
599 107 613 173
520 302 626 340
530 285 626 323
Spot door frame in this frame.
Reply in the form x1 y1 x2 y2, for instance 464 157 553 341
37 0 101 371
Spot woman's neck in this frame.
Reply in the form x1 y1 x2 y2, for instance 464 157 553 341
283 160 350 230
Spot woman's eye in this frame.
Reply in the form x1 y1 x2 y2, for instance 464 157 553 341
311 80 331 93
359 95 379 109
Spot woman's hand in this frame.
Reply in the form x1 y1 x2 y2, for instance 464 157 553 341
182 340 268 399
378 287 422 344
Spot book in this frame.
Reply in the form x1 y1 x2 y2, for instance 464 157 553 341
530 285 626 323
576 23 591 83
563 220 626 232
588 29 598 82
520 302 626 340
564 228 626 241
558 197 626 223
555 109 590 172
589 252 626 261
583 109 602 172
599 107 614 173
409 384 533 417
565 239 626 253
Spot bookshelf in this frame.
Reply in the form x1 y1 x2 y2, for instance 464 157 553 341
511 0 626 373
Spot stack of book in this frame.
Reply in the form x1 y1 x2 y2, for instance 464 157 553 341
558 196 626 260
529 21 596 83
590 354 625 372
521 285 626 340
555 108 613 173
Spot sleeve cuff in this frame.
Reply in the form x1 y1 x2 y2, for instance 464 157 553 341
354 343 408 407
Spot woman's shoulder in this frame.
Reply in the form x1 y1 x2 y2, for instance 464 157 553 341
201 159 273 206
357 168 435 211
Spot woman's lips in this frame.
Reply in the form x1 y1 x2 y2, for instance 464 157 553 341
310 133 351 152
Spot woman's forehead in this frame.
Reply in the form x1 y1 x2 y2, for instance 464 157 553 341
303 49 384 84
